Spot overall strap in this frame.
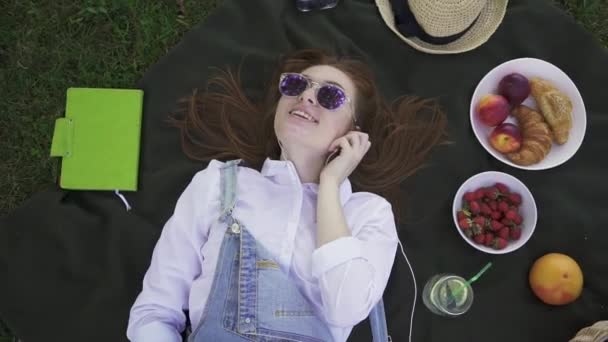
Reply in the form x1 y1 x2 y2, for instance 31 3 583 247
219 159 241 222
369 299 390 342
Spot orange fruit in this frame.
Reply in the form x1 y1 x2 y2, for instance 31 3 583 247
529 253 583 305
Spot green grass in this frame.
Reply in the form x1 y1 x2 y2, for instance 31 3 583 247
0 0 606 339
556 0 608 46
0 0 220 217
0 0 219 338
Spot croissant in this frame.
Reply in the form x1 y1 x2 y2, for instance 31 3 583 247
507 105 553 166
530 77 573 145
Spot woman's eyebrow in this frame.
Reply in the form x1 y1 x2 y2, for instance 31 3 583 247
325 80 344 89
302 73 345 89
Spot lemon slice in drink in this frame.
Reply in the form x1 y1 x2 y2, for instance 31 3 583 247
432 277 469 310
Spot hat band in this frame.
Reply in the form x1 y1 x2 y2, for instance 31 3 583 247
390 0 481 45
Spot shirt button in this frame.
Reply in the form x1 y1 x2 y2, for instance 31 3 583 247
231 222 241 234
245 318 251 324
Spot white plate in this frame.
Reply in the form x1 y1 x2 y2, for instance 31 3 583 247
453 171 537 254
470 58 587 170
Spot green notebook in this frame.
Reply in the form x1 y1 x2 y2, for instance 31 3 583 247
50 88 143 191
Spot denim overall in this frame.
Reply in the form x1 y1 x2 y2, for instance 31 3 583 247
188 160 389 342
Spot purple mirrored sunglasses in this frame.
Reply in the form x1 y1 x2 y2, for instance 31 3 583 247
278 72 352 111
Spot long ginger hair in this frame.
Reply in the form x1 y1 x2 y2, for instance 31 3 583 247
171 49 447 223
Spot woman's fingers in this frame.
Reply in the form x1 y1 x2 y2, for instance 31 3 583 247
337 137 353 152
329 136 348 152
359 133 369 152
328 131 370 156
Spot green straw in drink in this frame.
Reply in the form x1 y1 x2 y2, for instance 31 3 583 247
448 262 493 305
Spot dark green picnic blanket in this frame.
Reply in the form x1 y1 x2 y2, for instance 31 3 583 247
1 0 606 341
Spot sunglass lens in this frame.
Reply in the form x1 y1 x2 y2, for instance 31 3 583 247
317 85 346 110
279 74 308 96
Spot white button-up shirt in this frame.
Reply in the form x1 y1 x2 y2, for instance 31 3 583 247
127 158 398 342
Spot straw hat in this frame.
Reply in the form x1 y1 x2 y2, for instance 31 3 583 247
376 0 508 54
570 321 608 342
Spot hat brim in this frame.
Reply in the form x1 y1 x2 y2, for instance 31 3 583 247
376 0 508 55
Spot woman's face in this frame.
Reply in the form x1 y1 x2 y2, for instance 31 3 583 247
274 65 357 157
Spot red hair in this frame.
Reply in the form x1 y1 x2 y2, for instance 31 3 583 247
171 49 448 223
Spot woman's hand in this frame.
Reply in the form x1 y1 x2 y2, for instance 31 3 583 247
320 131 371 186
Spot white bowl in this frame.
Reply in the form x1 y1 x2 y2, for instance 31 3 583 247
470 58 587 170
452 171 537 254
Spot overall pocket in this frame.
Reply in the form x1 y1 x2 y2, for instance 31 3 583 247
255 259 331 342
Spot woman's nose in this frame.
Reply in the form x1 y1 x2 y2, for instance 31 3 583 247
299 87 317 105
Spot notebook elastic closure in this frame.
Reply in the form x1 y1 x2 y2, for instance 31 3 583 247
50 117 74 158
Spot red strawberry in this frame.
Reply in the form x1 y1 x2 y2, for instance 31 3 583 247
513 214 523 225
457 210 467 221
485 186 501 200
494 182 510 195
505 210 518 221
484 233 495 247
474 189 486 200
493 237 508 250
463 192 476 202
489 200 498 211
498 227 510 240
471 225 484 236
501 218 513 227
473 216 486 228
473 234 485 245
510 226 522 240
469 201 481 215
480 203 492 216
491 211 502 220
508 193 522 206
490 220 503 231
498 200 509 213
458 219 472 230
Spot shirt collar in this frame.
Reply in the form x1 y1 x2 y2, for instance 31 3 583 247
261 158 352 205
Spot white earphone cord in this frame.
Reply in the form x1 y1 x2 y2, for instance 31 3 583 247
397 238 417 342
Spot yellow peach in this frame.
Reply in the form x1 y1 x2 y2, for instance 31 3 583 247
529 253 583 305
